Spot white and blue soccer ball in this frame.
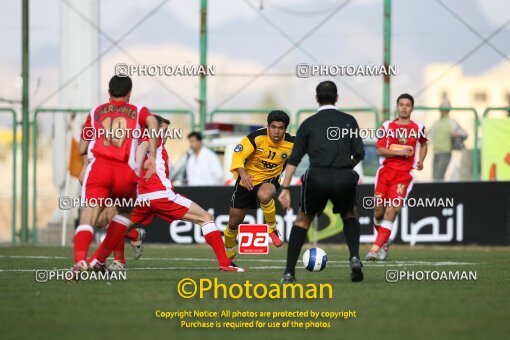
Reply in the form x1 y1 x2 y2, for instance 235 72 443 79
302 247 327 272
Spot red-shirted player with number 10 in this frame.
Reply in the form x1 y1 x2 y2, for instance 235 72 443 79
366 93 428 261
74 75 159 272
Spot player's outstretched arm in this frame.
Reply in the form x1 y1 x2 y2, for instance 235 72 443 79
135 141 149 176
235 167 254 190
278 164 296 210
78 138 90 156
350 117 365 166
78 125 91 185
144 115 159 180
78 155 89 185
415 143 428 171
377 147 412 158
230 136 255 189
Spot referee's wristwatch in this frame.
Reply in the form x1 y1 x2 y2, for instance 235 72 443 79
281 186 291 191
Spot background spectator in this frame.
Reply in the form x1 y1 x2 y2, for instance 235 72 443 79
429 95 468 180
185 131 224 185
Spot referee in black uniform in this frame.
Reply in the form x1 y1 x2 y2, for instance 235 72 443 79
278 81 365 283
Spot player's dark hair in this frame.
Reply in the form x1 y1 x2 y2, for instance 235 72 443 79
154 115 170 126
109 75 132 98
187 131 203 141
397 93 414 107
316 81 338 105
267 110 290 128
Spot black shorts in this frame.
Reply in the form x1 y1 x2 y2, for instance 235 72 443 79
230 176 280 210
300 167 359 216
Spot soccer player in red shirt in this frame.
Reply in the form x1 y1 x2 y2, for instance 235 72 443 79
128 116 244 272
73 75 158 272
366 93 428 261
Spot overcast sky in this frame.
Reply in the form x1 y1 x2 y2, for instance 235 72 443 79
0 0 509 121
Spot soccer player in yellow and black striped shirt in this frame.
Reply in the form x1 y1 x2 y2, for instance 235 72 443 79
224 110 294 258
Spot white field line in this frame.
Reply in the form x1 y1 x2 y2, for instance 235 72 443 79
0 255 477 266
0 263 477 273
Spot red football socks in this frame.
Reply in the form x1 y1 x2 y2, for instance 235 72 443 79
126 228 139 242
201 221 230 267
374 220 393 247
74 225 94 263
113 239 126 264
89 215 130 265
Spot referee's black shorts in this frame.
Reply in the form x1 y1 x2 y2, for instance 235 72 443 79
300 167 359 216
230 176 280 210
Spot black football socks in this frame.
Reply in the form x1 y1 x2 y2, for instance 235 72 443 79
284 225 308 275
343 217 361 260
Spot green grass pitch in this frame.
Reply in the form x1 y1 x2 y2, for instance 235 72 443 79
0 244 508 340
